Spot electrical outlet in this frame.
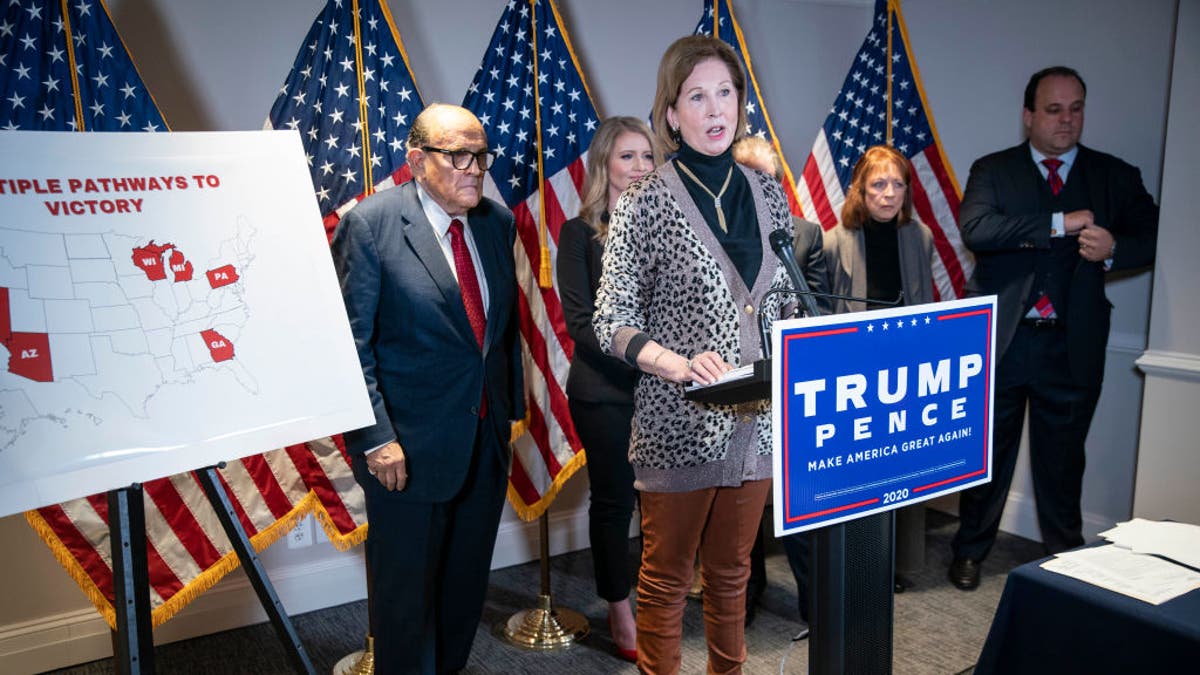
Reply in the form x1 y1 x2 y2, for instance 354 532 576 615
314 517 328 543
287 515 313 549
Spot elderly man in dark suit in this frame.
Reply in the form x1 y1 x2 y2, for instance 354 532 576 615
332 103 524 672
949 67 1158 590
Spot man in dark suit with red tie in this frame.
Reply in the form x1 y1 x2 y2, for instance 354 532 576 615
948 67 1158 590
332 103 524 672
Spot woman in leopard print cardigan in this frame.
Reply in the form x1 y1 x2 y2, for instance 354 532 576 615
592 35 793 674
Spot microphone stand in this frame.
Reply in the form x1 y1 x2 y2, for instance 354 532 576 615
758 288 901 359
757 257 905 675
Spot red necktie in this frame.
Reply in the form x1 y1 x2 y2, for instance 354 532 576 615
449 219 488 417
1042 158 1064 196
448 219 486 348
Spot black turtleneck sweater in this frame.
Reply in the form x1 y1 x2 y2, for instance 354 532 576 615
673 142 761 288
863 216 903 308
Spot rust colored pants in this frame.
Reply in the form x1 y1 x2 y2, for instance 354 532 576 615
636 479 772 674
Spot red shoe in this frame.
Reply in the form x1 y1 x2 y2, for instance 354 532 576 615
609 614 638 663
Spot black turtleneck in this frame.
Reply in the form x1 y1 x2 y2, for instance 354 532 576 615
674 142 761 288
863 216 903 308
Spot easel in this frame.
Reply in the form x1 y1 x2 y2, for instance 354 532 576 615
107 464 315 675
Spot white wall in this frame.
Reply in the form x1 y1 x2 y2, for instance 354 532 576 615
0 1 1183 672
1134 0 1200 523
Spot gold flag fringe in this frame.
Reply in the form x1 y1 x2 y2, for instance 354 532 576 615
24 487 367 629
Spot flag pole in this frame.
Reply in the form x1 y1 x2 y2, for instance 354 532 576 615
886 0 894 146
59 0 86 131
498 510 589 649
335 5 381 672
351 0 375 193
530 0 553 289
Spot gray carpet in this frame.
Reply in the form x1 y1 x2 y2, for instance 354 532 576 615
45 510 1045 674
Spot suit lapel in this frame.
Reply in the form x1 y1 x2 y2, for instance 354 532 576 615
398 183 479 347
846 227 867 306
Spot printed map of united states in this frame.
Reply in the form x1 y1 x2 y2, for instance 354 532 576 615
0 224 257 450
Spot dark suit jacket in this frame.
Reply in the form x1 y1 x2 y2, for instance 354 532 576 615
960 142 1158 385
331 180 524 503
556 217 639 404
792 217 832 315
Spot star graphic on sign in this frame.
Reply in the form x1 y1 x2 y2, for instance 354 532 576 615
925 316 932 325
867 324 874 332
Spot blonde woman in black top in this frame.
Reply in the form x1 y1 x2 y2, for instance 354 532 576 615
557 116 660 662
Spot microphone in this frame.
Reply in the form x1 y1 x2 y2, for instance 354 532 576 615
768 229 821 319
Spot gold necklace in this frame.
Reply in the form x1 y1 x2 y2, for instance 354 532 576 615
676 161 734 233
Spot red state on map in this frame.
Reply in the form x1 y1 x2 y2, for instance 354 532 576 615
169 250 194 282
0 287 10 342
200 329 235 362
131 241 175 281
206 264 240 289
5 332 53 382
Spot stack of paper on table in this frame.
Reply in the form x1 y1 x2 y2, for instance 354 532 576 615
1039 519 1200 605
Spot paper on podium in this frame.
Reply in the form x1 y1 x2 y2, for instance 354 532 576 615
683 360 770 405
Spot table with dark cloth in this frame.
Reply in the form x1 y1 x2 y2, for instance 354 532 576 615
975 543 1200 674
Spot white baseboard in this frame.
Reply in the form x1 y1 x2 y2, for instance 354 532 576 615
993 490 1116 546
1 504 606 674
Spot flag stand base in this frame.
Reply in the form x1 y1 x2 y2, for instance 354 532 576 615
499 593 589 650
497 512 590 650
332 635 374 675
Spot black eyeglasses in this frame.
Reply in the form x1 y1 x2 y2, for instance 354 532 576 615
422 146 496 171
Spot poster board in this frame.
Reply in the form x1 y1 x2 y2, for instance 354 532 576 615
0 130 373 517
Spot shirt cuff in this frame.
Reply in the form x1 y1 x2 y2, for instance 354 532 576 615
1050 212 1065 238
623 332 652 368
364 440 393 456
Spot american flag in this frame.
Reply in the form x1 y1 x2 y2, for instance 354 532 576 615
796 0 971 300
0 0 164 131
693 0 805 218
266 0 426 242
462 0 593 520
5 1 366 628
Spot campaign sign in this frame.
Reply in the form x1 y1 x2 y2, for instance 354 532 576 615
772 296 996 536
